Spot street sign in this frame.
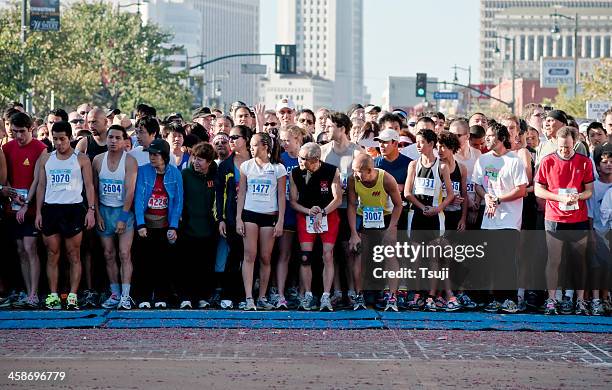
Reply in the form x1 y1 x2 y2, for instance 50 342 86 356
586 101 612 121
30 0 60 32
241 64 267 74
540 57 574 88
433 91 459 100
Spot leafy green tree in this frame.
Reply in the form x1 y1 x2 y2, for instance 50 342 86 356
0 0 192 116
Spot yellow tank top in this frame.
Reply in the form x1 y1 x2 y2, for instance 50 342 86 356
355 168 392 215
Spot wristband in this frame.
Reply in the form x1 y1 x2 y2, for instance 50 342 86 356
119 210 131 223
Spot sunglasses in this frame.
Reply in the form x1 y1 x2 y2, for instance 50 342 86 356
229 135 243 140
214 141 229 145
408 122 416 127
264 122 277 127
70 119 85 124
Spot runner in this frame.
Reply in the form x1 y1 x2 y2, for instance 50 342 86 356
93 125 138 310
2 112 48 308
276 98 296 128
35 121 96 310
133 139 183 309
236 132 286 311
535 127 594 315
401 116 437 161
348 153 403 311
290 142 342 311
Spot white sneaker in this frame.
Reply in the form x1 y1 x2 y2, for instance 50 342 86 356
118 296 134 310
198 299 210 309
154 301 167 309
180 300 192 309
101 294 120 309
220 299 233 309
138 301 151 309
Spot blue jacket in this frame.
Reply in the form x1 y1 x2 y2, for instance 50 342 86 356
134 163 183 230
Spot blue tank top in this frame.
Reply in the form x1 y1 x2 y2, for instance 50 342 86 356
281 151 299 227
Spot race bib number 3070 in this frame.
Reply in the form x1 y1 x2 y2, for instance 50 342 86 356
49 169 72 191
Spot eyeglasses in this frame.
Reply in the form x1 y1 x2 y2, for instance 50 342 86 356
298 155 317 161
264 122 277 127
229 135 243 141
298 118 314 125
214 141 229 146
408 122 416 127
70 119 85 124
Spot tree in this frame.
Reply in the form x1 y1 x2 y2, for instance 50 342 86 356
0 0 193 116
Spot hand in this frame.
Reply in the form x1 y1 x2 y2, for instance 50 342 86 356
35 213 43 231
84 209 95 230
236 219 245 237
273 221 283 237
452 195 465 206
308 206 321 216
254 103 266 130
97 212 105 232
457 219 466 232
312 213 323 233
219 221 227 237
467 210 478 225
485 203 497 218
16 204 28 224
115 220 126 235
383 224 397 245
535 197 546 212
484 194 497 208
423 206 439 217
0 185 10 197
138 227 147 238
349 233 361 253
167 229 177 242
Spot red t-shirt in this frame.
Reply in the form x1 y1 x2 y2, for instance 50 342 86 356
535 152 594 223
2 139 47 215
146 174 169 217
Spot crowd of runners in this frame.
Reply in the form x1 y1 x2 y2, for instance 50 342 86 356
0 98 611 315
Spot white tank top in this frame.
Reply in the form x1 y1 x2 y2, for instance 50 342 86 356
455 147 480 202
44 151 83 204
99 151 127 208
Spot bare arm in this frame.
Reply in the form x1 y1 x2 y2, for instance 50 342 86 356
383 172 402 228
34 154 49 229
435 162 455 212
75 137 88 154
92 154 102 214
459 163 468 223
324 169 343 214
289 172 308 214
347 176 358 236
404 161 426 210
0 148 6 185
123 155 138 212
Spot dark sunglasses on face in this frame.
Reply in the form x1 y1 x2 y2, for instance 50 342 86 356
70 119 85 124
264 122 277 127
408 122 416 127
229 135 243 140
214 141 228 146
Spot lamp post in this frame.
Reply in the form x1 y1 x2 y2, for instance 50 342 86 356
452 64 472 111
494 34 516 114
550 11 579 97
186 53 206 106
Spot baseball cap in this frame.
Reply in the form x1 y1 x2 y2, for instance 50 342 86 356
578 122 590 135
374 129 400 142
392 109 408 120
213 133 230 143
276 98 296 112
546 109 568 125
148 138 170 156
192 106 215 119
364 104 381 114
105 108 121 117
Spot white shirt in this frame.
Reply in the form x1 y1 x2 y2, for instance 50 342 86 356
401 143 439 161
128 146 150 167
241 159 287 214
44 151 83 205
472 151 528 230
588 180 612 232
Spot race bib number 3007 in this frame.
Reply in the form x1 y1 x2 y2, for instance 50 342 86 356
363 206 384 229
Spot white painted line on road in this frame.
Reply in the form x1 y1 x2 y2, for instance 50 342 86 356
588 343 612 359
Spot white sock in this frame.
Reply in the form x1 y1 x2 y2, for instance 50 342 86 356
305 291 313 298
565 290 574 299
517 289 525 300
322 292 330 298
555 290 562 301
121 284 131 298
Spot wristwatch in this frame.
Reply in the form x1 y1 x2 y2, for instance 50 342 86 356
88 205 95 211
496 197 501 205
322 208 327 216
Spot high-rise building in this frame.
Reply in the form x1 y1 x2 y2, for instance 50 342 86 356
480 0 612 85
277 0 364 110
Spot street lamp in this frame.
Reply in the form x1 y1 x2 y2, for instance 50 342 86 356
493 34 516 114
550 10 579 97
452 64 472 111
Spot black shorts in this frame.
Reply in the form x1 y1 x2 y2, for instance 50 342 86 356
544 220 589 242
7 215 39 239
41 203 86 238
336 208 351 242
242 209 277 228
444 210 463 232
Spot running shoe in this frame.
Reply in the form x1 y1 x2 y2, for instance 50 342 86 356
603 299 612 315
407 293 425 311
220 300 233 309
154 301 167 309
0 295 11 309
45 294 62 310
353 294 367 311
396 290 408 310
525 291 539 311
575 299 589 315
590 299 604 316
457 293 477 310
256 297 274 310
376 290 391 310
268 293 280 307
275 297 288 310
101 294 121 309
198 299 210 309
544 298 558 315
81 289 99 308
319 294 333 312
298 294 315 311
118 295 134 310
24 295 40 309
138 301 151 309
424 297 436 312
434 296 447 311
12 293 29 309
209 289 222 308
66 293 79 310
516 297 527 313
347 290 357 306
484 300 501 313
559 296 573 315
384 295 398 312
180 300 192 309
243 297 256 311
445 296 462 312
501 299 518 313
330 291 344 306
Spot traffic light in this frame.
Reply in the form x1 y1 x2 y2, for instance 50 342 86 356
416 73 427 98
275 44 296 74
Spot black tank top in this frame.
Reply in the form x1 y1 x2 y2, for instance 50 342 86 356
86 135 108 161
292 162 336 209
414 161 435 207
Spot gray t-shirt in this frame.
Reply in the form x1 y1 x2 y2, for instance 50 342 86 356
320 141 361 208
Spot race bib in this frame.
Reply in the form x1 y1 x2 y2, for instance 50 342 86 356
340 172 348 190
363 206 384 229
442 181 460 197
49 169 72 191
414 177 435 197
466 182 475 194
147 193 168 210
249 179 272 202
306 215 328 233
100 179 123 199
11 189 28 211
558 188 578 211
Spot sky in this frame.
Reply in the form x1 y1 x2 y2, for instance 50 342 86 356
259 0 480 105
